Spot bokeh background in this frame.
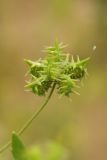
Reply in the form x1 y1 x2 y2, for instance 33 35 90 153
0 0 107 159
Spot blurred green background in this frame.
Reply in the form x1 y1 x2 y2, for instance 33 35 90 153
0 0 107 159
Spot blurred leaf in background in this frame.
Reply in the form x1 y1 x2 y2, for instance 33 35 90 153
12 133 69 160
25 142 69 160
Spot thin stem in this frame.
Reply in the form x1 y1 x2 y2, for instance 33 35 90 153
0 82 56 154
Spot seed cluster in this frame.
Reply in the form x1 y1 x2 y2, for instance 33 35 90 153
25 41 89 96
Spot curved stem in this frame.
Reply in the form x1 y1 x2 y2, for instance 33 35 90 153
0 82 56 153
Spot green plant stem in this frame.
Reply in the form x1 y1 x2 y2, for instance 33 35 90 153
0 82 56 154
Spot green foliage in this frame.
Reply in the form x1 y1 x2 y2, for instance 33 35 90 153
47 142 66 160
12 134 68 160
25 147 42 160
12 132 26 160
25 41 89 97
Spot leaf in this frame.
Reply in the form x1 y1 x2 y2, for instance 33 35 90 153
47 142 64 160
26 146 42 160
12 132 26 160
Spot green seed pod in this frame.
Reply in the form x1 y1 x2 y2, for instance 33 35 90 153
25 41 89 97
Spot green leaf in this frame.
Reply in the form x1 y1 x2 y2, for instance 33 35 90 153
26 146 42 160
47 142 64 160
12 132 26 160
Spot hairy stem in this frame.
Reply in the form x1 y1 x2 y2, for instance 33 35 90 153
0 82 56 153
